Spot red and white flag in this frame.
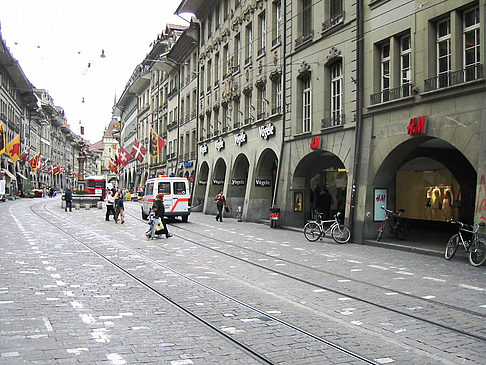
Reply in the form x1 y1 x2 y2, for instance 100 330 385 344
118 146 130 167
130 139 147 162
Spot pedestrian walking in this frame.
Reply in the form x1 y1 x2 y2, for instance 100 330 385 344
152 193 172 238
214 190 227 222
105 190 116 221
114 190 125 224
64 188 73 212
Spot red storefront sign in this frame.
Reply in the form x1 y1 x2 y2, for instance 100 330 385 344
310 136 321 150
407 116 427 136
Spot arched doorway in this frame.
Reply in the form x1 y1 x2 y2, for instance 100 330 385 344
228 153 250 216
193 161 209 209
247 149 278 221
370 137 476 239
209 158 227 206
292 150 348 225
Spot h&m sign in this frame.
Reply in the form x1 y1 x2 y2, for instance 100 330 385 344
310 136 321 150
407 116 427 136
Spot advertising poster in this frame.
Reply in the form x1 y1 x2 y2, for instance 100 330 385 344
374 188 387 221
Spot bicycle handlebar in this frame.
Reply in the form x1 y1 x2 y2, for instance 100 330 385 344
380 206 404 216
450 219 484 231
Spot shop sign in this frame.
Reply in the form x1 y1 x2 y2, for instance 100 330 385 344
234 132 247 146
212 179 224 185
259 123 275 140
255 178 271 187
198 180 207 185
199 144 208 155
184 161 193 167
407 116 427 136
373 188 388 221
310 136 321 150
215 139 225 152
231 179 246 186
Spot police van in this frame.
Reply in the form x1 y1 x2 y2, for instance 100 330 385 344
141 176 191 222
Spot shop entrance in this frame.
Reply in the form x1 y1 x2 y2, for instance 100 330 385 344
292 150 348 223
228 154 249 215
373 138 476 240
193 161 209 208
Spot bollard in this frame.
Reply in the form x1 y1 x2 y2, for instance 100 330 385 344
97 201 103 209
85 204 91 210
75 203 80 210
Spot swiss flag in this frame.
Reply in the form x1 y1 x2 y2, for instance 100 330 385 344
118 146 130 167
130 139 147 162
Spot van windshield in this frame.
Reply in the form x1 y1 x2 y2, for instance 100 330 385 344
158 182 171 194
174 182 186 195
146 183 154 196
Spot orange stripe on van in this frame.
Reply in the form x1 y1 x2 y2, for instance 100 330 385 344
171 198 189 212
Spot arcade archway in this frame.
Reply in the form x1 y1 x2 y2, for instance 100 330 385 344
228 153 249 213
194 161 209 208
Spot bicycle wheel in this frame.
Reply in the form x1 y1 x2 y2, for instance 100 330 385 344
377 222 386 242
331 224 351 244
468 238 486 267
304 222 321 242
444 234 459 260
396 221 410 240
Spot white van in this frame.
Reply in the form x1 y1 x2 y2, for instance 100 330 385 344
141 176 191 222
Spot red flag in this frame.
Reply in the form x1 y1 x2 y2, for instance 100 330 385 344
118 146 130 167
130 139 146 162
20 146 31 167
49 164 55 175
29 153 40 170
149 127 165 157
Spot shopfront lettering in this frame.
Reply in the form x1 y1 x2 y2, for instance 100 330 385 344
184 161 193 167
310 136 321 150
215 139 225 152
212 179 224 185
231 179 246 186
407 116 427 136
375 194 386 202
198 180 207 185
255 179 271 187
259 123 275 140
199 144 208 155
234 132 247 146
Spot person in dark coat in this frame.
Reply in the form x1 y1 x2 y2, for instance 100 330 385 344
214 190 227 222
152 193 172 238
64 188 73 212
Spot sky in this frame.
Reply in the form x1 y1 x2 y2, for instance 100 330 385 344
0 0 190 144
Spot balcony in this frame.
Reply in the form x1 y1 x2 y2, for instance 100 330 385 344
370 84 413 105
222 126 229 133
257 112 266 121
271 106 282 115
167 121 178 131
234 122 240 129
321 114 345 128
190 151 196 159
295 30 314 49
167 88 178 100
322 11 345 34
245 56 252 66
257 47 266 57
244 117 252 125
424 64 483 92
272 37 281 47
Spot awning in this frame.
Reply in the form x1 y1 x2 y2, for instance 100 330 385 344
17 172 28 180
2 169 16 180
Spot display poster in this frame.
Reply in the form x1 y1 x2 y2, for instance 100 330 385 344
374 188 387 221
294 191 303 212
0 180 5 195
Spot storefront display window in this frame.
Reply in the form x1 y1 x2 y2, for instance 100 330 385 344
294 191 303 211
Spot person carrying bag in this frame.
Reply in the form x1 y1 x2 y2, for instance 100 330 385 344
214 190 227 222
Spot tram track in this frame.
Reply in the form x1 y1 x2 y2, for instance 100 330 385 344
26 200 381 365
127 211 486 344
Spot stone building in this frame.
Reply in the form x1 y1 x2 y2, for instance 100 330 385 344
354 0 486 241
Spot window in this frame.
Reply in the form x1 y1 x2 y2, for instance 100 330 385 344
302 0 312 36
258 12 266 55
381 43 390 101
234 99 241 127
173 182 186 195
214 52 220 86
246 23 253 64
158 182 170 194
302 76 311 133
464 7 480 81
401 35 411 96
273 1 282 45
437 18 451 87
207 59 212 91
258 86 267 119
223 44 229 77
330 0 343 18
272 77 282 114
200 65 205 94
146 182 154 196
234 34 241 70
207 14 212 38
245 91 253 124
330 61 342 123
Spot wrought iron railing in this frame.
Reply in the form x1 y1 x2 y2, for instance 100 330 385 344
295 30 314 48
322 11 345 33
321 114 344 128
370 83 413 105
424 64 483 92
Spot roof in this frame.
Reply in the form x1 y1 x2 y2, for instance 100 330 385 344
90 140 104 153
103 119 119 139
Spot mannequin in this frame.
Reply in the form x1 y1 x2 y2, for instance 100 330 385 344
431 186 442 220
442 186 453 221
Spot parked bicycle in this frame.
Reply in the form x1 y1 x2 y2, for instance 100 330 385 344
303 212 351 244
445 220 486 267
376 206 409 241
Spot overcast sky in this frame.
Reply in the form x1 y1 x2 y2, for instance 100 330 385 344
0 0 189 144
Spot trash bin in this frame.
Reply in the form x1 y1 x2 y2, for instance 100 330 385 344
237 205 242 222
269 207 280 228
